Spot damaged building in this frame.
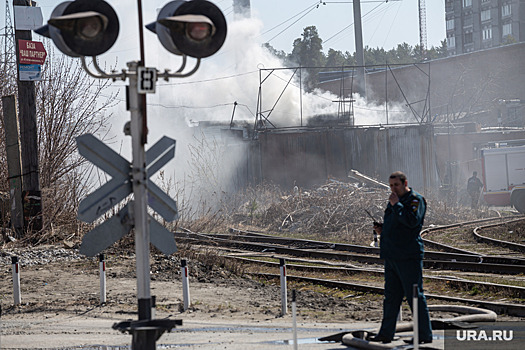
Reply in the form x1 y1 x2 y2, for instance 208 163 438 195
193 43 525 197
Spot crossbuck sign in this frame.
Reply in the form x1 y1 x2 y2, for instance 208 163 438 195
77 134 179 257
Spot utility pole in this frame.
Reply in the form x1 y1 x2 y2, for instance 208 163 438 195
13 0 42 232
2 95 24 237
353 0 366 99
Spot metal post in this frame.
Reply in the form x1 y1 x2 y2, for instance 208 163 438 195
385 61 388 125
99 254 106 304
299 66 303 127
292 289 297 350
128 61 151 323
280 258 287 316
151 295 156 319
427 62 431 124
12 256 21 305
128 60 155 350
181 259 190 311
413 284 419 349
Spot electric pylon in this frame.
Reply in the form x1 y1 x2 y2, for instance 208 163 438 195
2 0 16 67
418 0 427 59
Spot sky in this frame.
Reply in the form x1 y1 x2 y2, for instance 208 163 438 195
7 0 447 135
19 0 447 60
3 0 447 175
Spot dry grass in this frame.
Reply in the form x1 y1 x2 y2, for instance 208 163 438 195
3 175 502 249
224 179 500 245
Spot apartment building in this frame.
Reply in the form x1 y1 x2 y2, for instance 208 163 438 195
446 0 523 55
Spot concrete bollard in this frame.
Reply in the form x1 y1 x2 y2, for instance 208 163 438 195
99 254 106 304
292 289 297 350
280 258 287 316
12 256 21 305
181 259 190 311
413 284 419 350
397 306 402 321
151 295 156 319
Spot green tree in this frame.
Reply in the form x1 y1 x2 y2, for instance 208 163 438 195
390 42 416 63
343 51 356 66
364 46 388 66
289 26 325 91
262 43 287 61
324 48 346 68
436 39 448 58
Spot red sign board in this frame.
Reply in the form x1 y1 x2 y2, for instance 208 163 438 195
18 40 47 65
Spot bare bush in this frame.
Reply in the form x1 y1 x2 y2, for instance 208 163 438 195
0 43 117 243
35 50 117 238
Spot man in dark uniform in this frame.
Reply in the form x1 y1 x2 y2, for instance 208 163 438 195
369 171 433 344
467 171 483 209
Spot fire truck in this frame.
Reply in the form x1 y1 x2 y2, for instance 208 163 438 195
481 144 525 213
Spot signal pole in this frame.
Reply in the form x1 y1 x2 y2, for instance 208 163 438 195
128 61 152 321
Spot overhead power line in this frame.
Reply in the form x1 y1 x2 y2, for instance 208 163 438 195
265 2 322 44
323 0 388 45
261 1 322 37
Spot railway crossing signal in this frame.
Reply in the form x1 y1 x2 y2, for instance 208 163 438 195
147 0 227 58
76 134 178 224
77 134 178 257
35 0 227 348
34 0 119 57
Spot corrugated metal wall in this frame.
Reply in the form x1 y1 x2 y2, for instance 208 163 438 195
256 125 438 192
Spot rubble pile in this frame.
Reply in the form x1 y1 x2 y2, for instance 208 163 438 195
244 180 500 244
260 180 388 240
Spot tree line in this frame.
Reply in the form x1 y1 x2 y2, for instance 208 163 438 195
263 25 447 90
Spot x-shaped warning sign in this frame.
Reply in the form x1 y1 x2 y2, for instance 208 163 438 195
76 134 179 256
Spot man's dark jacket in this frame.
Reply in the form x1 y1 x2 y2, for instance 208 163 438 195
379 188 426 261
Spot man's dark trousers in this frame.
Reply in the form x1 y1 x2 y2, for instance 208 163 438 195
378 258 432 341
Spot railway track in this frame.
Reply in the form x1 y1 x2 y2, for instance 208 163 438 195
175 216 525 315
473 218 525 253
175 221 525 274
226 256 525 298
247 272 525 317
422 216 525 257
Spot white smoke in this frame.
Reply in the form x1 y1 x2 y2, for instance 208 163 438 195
101 12 415 217
352 93 414 125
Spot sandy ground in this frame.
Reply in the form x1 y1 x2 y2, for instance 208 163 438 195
0 244 515 349
0 247 388 349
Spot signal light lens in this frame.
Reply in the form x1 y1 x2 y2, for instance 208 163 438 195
187 22 211 41
152 0 227 58
77 17 103 39
36 0 119 57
